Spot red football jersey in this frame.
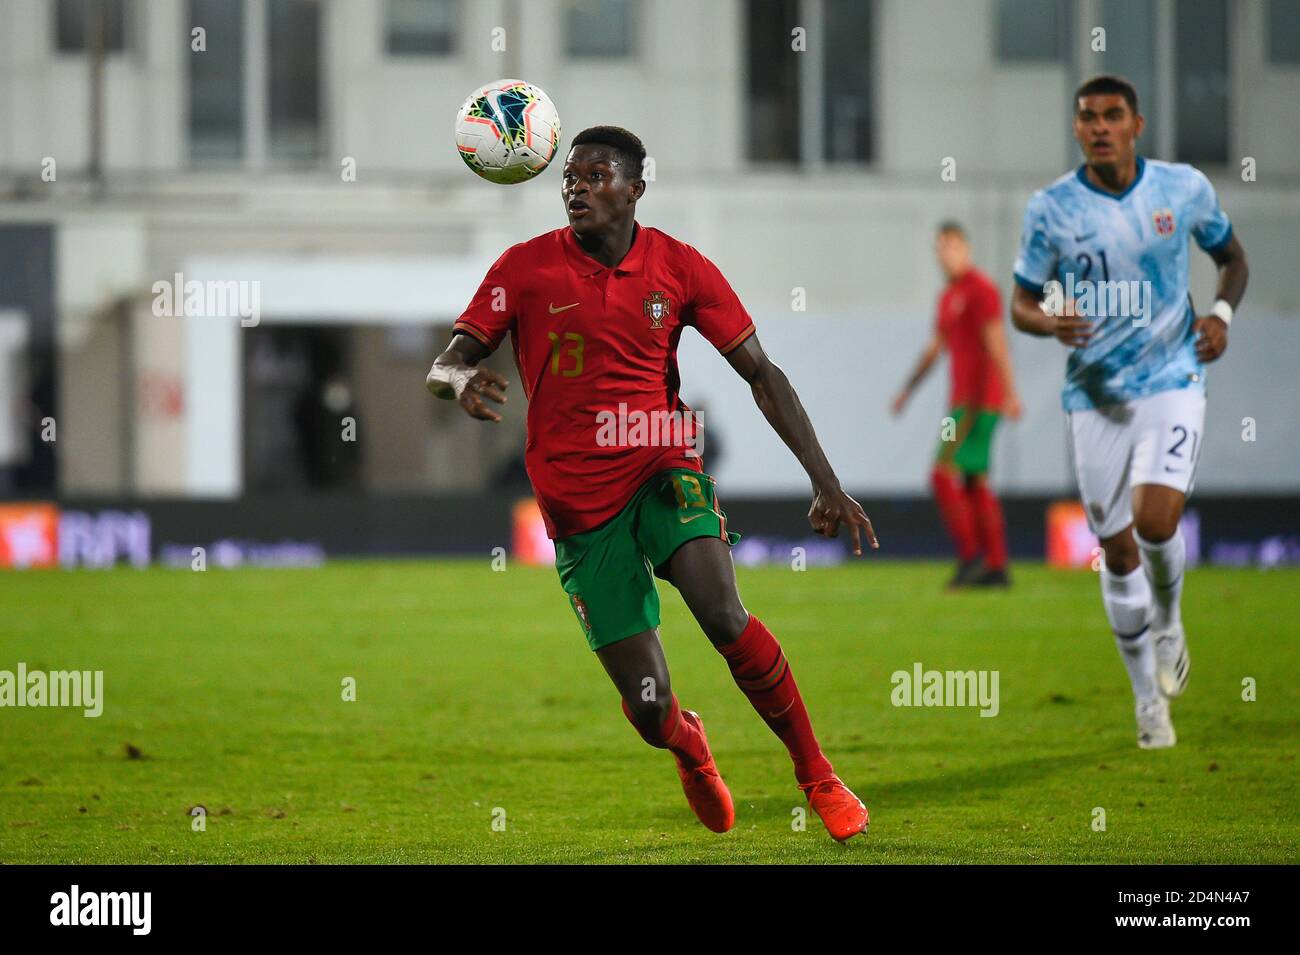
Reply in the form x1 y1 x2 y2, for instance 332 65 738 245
936 266 1004 410
454 224 755 539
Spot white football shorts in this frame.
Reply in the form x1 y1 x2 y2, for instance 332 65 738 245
1067 386 1207 540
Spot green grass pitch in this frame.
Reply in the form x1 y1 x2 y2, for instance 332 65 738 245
2 561 1296 864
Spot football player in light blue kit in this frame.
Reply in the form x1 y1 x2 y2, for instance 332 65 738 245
1011 75 1249 749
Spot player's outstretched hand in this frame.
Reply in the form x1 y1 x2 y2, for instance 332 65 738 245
1052 301 1093 349
458 367 510 422
808 485 879 556
1193 315 1229 363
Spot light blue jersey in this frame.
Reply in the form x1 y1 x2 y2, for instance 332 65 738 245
1014 157 1233 410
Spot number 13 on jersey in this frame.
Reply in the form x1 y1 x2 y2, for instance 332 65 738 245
547 331 584 377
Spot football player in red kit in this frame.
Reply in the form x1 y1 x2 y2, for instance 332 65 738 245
892 222 1022 588
426 126 874 841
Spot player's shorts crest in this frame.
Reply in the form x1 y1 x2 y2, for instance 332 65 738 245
644 291 671 329
569 593 592 635
1152 208 1176 237
553 468 739 650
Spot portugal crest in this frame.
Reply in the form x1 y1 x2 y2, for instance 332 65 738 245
643 290 671 329
570 594 592 635
1152 208 1176 237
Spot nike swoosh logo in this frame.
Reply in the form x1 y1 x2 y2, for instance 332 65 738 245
1164 466 1186 473
548 302 579 314
1074 233 1096 242
767 700 796 719
679 512 712 524
485 90 513 147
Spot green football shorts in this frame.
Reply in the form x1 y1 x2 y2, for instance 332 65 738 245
553 468 740 651
938 406 1001 475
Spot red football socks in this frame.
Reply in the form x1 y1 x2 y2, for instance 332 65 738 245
967 478 1008 570
621 694 709 769
717 615 834 786
931 467 980 562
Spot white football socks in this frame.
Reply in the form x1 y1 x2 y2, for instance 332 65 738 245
1101 564 1157 701
1135 527 1186 632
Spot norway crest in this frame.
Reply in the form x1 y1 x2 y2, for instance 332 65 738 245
1152 208 1176 237
643 290 671 328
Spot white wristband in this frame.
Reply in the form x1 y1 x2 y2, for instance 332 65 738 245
1211 299 1233 326
426 363 477 399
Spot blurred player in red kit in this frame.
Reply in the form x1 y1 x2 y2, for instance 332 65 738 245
892 222 1022 588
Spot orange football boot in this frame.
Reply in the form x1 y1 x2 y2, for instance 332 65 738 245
674 711 735 833
800 775 870 842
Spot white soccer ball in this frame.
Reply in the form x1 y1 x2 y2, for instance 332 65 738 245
455 79 562 185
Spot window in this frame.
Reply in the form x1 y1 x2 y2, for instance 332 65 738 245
745 0 874 164
187 0 321 167
746 0 800 162
1267 0 1300 65
564 0 633 58
1078 0 1233 165
996 0 1070 63
1175 0 1228 164
823 0 873 162
386 0 457 56
189 0 244 162
269 0 321 162
56 0 128 53
1097 0 1159 157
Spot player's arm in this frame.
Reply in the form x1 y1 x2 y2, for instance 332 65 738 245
724 335 878 555
979 320 1022 419
1193 233 1248 363
1010 285 1091 348
1010 196 1090 347
890 334 942 416
425 333 510 423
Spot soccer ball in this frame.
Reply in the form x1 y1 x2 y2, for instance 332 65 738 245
455 79 562 185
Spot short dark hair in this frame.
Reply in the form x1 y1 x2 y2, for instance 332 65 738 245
570 125 646 180
1074 74 1139 114
937 220 967 239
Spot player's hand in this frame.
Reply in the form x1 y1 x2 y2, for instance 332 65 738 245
1193 315 1229 363
1004 393 1023 420
808 485 878 556
890 391 909 416
458 367 510 422
1052 301 1092 349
